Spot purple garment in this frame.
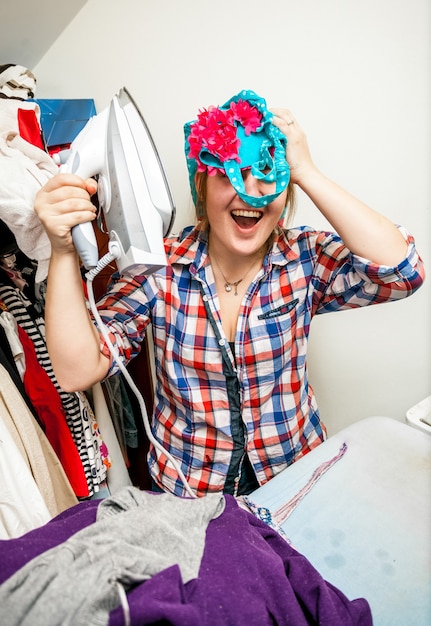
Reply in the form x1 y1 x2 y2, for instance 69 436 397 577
0 496 372 626
0 500 99 584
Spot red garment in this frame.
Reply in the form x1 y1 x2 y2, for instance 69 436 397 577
17 108 45 150
17 325 89 497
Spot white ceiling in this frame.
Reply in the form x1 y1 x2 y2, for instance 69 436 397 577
0 1 88 71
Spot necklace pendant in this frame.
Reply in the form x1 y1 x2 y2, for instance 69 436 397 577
224 283 232 293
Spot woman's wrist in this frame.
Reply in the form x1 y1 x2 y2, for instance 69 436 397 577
291 162 324 192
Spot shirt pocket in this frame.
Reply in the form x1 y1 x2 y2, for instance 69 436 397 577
257 298 299 320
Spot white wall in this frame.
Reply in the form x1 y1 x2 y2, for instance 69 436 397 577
34 0 430 434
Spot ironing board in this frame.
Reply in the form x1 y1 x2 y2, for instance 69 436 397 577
248 416 431 626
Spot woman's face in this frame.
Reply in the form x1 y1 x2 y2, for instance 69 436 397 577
205 170 287 258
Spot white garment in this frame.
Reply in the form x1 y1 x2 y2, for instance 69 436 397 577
0 65 36 99
0 364 78 519
0 99 57 283
0 310 26 379
0 414 52 539
92 382 132 494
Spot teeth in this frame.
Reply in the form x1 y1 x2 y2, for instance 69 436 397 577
232 209 262 218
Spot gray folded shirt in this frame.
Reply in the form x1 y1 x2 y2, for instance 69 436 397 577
0 486 225 626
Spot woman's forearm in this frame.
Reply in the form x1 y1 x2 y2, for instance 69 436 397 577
296 167 407 266
45 250 110 392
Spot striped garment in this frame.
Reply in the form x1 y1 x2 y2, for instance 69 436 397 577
96 224 425 496
0 285 108 497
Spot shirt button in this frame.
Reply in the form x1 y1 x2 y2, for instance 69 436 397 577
218 338 225 346
202 295 208 302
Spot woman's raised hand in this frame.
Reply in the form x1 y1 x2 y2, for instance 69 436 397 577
34 173 98 254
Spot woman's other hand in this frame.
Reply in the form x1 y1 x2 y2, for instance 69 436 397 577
271 109 317 186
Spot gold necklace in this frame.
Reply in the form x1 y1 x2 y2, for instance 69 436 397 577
211 255 260 296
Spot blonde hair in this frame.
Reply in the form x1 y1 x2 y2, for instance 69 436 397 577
194 171 297 232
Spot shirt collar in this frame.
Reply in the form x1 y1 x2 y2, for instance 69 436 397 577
267 229 300 268
166 226 209 276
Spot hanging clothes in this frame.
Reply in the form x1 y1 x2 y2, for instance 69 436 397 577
0 310 26 379
0 364 78 523
0 68 113 499
0 411 52 539
0 325 42 427
0 286 109 497
101 374 139 465
17 323 89 496
0 96 56 283
91 382 132 494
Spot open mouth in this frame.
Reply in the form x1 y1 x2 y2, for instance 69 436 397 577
231 209 263 229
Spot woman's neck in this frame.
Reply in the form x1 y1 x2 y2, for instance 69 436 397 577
211 252 264 285
207 237 267 280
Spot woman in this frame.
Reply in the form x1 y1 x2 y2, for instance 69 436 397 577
35 89 424 497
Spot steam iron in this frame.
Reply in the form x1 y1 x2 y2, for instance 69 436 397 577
57 87 175 275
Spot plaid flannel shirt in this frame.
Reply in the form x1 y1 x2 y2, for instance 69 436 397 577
96 225 424 496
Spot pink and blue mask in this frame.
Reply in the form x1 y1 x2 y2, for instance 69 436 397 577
184 89 290 209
